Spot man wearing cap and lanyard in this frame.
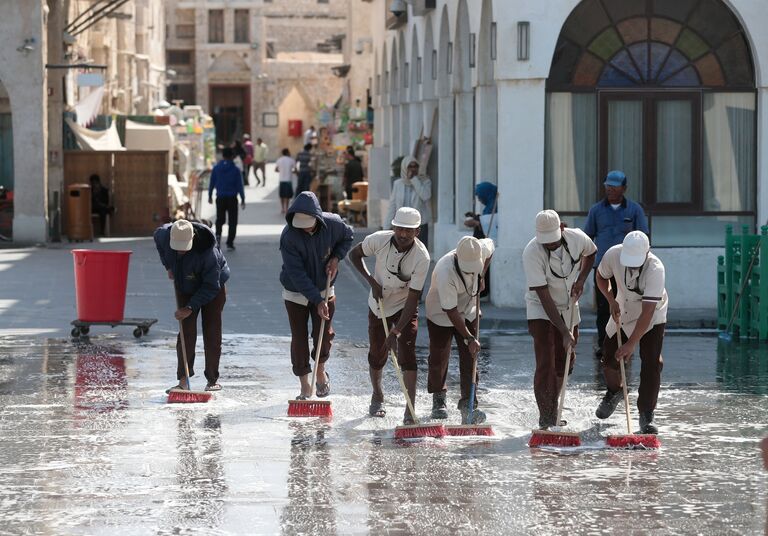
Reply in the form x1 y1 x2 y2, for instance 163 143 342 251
523 210 597 429
594 231 667 434
584 170 649 357
154 219 230 392
348 207 430 423
280 191 354 399
426 236 494 423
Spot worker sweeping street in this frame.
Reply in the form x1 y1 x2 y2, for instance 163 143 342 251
154 219 230 393
523 210 596 430
426 236 494 424
348 207 430 424
594 231 668 434
280 191 354 400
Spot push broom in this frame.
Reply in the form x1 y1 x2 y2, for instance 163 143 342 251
529 302 581 448
287 274 333 418
168 285 213 404
446 294 494 437
378 299 445 440
606 320 661 449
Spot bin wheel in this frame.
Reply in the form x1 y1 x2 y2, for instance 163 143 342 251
80 326 90 335
71 327 80 338
141 327 149 335
133 328 143 338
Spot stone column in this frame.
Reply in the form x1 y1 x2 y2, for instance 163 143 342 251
474 84 498 188
454 90 474 229
758 86 768 227
434 94 455 256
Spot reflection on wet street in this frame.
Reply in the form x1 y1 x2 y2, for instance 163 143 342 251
0 332 766 534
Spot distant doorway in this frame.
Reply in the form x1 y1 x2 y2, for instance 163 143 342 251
210 85 250 147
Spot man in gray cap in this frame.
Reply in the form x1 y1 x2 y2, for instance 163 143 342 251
584 170 648 357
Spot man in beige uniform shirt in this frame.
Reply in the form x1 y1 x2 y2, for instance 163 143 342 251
594 231 668 434
348 208 430 424
426 236 494 424
523 210 596 429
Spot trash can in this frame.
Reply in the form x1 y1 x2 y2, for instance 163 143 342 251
72 250 132 322
66 183 93 241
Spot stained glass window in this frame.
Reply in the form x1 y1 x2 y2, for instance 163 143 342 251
547 0 753 90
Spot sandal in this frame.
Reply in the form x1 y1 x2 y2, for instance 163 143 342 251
205 382 222 392
369 396 386 418
165 383 187 394
316 372 331 398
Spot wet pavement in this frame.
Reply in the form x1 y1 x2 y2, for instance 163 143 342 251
1 331 766 535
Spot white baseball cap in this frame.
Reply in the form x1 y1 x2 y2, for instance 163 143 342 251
292 212 317 229
621 231 650 267
391 207 421 229
170 220 194 251
535 209 562 244
456 236 484 274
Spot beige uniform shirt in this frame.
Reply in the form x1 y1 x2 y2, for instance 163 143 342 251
597 245 668 338
522 228 597 325
426 239 495 327
362 231 430 318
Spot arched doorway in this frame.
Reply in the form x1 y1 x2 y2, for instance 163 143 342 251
277 85 314 157
0 79 13 239
545 0 756 246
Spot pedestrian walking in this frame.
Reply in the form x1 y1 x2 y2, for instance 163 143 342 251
253 137 268 187
343 146 364 200
280 191 354 400
276 148 296 214
383 156 432 249
594 231 668 434
523 210 596 429
208 146 245 251
583 170 649 357
243 134 254 186
154 219 230 392
348 207 430 424
294 143 315 196
303 125 317 146
426 236 494 423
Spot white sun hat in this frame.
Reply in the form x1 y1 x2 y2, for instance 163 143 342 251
391 207 421 229
170 220 194 251
456 236 484 274
292 212 317 229
535 209 562 244
621 231 650 267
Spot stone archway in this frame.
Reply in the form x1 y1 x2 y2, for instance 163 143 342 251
277 85 315 157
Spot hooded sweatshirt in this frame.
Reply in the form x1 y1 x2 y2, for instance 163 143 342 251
208 159 245 200
475 182 498 215
279 192 354 305
154 222 230 311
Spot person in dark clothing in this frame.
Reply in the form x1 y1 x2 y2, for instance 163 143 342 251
343 145 364 200
208 147 246 251
232 140 248 186
294 144 315 197
464 181 498 297
154 219 230 392
280 191 354 399
89 174 114 236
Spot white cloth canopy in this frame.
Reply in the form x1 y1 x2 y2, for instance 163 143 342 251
65 118 124 151
73 86 105 127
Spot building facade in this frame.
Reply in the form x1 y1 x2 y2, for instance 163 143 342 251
164 0 351 157
368 0 768 309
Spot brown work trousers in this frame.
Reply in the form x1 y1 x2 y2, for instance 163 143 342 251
176 286 226 384
528 319 579 426
427 319 478 403
601 323 665 413
285 298 336 377
367 308 419 371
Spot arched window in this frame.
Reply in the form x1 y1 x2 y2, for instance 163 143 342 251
545 0 756 246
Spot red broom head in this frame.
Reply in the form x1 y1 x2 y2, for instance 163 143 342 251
167 391 212 404
606 434 661 449
528 430 581 448
393 423 446 440
445 425 495 437
287 400 333 418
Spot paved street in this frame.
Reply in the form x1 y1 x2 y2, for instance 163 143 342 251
0 166 767 534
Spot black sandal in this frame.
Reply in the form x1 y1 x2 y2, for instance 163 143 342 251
369 396 386 418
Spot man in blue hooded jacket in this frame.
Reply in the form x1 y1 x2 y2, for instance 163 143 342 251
154 219 230 392
208 147 246 251
280 192 354 399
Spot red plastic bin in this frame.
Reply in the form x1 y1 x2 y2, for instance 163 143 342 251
72 250 132 322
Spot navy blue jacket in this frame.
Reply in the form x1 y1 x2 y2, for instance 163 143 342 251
208 159 245 200
583 197 649 265
154 222 230 311
279 192 354 305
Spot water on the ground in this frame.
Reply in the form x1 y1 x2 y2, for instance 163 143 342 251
0 332 766 535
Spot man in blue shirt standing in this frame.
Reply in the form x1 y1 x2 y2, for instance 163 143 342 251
583 170 649 356
209 147 246 251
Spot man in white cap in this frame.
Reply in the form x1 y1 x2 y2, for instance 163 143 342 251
154 219 230 392
348 207 430 424
280 192 354 399
522 209 596 429
426 236 494 423
594 230 667 434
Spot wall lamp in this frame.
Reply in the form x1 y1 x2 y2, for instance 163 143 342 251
17 37 36 54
